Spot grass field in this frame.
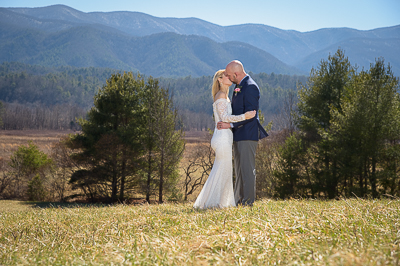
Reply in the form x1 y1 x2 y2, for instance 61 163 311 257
1 198 399 265
0 130 74 160
1 130 399 265
0 129 209 160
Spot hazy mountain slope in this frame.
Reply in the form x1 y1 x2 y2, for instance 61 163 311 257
4 5 400 76
7 5 225 38
295 38 400 74
0 15 301 77
0 7 79 33
7 5 400 70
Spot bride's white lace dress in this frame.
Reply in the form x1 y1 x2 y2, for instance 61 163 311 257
193 98 247 209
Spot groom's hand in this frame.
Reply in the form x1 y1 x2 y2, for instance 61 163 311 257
217 121 231 130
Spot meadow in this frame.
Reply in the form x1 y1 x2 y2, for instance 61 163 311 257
0 130 74 160
0 129 209 159
1 198 399 265
1 131 399 265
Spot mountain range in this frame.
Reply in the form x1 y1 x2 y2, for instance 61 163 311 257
1 4 399 77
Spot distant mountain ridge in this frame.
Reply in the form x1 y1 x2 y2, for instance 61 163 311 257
0 7 300 77
2 5 400 76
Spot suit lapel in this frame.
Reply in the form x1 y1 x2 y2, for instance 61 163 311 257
232 75 249 102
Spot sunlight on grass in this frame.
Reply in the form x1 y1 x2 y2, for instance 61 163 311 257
1 199 399 265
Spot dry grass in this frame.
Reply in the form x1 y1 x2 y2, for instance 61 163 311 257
0 130 209 160
1 131 399 265
183 131 210 144
0 130 75 160
1 199 399 265
0 130 210 201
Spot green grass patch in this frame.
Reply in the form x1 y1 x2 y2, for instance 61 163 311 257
1 199 399 265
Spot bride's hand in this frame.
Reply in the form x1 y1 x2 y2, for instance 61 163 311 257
245 110 256 119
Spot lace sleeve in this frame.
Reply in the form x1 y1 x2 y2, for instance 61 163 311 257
215 99 246 123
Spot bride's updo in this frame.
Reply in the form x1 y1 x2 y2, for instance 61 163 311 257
212 69 225 100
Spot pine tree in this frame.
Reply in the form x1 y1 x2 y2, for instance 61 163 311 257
296 49 354 198
9 141 53 199
330 59 400 197
150 86 185 203
67 72 146 203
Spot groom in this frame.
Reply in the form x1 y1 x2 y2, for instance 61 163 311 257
217 60 268 206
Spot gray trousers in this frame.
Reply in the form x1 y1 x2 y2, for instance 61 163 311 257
233 140 258 206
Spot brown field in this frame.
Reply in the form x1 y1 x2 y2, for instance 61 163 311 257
0 130 76 160
182 130 210 143
0 129 211 201
0 129 210 159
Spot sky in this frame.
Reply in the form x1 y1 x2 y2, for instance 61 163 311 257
1 0 399 32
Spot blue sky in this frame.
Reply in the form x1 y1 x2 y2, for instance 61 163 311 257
1 0 399 32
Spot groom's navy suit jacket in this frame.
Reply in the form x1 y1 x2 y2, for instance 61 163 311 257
231 75 268 142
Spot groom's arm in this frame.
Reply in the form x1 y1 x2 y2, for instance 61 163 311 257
231 84 259 128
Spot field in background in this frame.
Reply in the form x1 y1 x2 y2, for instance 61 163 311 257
0 130 211 201
183 130 210 143
0 129 210 159
0 130 76 160
1 198 399 265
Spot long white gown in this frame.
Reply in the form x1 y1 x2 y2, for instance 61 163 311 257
193 98 247 209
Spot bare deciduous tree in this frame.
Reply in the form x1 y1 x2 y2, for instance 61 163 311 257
1 102 85 130
49 137 76 201
0 158 13 198
181 139 214 201
272 89 298 137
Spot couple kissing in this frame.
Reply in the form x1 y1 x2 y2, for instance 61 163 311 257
194 60 268 209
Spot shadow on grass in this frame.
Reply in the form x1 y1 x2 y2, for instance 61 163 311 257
1 199 195 212
21 201 109 209
18 197 156 209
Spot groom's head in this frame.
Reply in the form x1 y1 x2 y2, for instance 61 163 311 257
225 60 246 85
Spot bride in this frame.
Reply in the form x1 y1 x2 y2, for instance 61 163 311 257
193 70 256 209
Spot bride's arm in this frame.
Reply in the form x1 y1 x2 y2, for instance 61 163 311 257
215 100 246 123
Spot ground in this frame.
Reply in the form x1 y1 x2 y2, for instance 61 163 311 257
0 198 399 265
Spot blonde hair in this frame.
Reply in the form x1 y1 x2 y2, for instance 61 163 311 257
212 69 225 101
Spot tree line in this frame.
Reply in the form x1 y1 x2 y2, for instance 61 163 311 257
0 62 306 131
1 102 85 130
273 49 400 198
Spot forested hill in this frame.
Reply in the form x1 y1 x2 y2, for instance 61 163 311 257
0 62 307 127
0 7 301 77
3 5 400 76
0 62 116 107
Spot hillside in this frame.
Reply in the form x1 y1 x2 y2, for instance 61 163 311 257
0 62 306 120
0 7 301 77
4 5 400 76
295 37 400 74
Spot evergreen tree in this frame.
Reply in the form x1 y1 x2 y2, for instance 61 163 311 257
27 174 47 201
9 141 53 199
142 77 158 203
141 77 185 203
67 72 146 202
67 72 185 203
330 59 400 197
297 49 354 198
150 86 185 203
274 134 310 198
